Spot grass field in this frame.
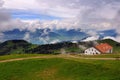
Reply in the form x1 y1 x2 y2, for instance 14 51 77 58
0 53 120 61
0 54 120 80
0 54 49 61
79 54 120 58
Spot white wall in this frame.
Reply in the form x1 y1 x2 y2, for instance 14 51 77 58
106 48 113 53
84 47 101 55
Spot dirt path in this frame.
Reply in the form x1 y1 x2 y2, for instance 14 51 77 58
0 56 59 63
0 54 119 63
69 56 119 60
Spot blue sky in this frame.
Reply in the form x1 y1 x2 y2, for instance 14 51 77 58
11 10 62 20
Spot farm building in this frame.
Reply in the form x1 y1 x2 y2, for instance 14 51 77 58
84 47 101 55
84 43 113 55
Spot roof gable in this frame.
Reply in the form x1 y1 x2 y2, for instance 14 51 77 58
94 43 113 53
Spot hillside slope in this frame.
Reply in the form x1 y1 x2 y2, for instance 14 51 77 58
24 39 120 54
0 39 119 55
0 40 37 55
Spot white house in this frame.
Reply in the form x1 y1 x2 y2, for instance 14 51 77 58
84 43 113 55
84 47 101 55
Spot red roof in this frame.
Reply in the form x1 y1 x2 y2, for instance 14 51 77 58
95 43 113 53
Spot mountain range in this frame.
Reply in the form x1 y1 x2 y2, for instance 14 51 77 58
2 28 118 44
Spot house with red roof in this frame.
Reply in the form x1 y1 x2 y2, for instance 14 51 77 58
84 43 113 55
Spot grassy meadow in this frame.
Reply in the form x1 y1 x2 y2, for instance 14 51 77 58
0 54 120 80
0 54 44 61
79 53 120 58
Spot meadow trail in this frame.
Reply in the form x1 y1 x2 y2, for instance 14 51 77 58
0 54 119 63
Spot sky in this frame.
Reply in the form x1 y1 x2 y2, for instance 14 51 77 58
0 0 120 43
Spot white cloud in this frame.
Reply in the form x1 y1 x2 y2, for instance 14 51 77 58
3 0 79 18
0 32 4 42
103 36 116 41
0 33 4 38
23 32 30 41
2 0 120 20
86 30 98 36
39 36 50 44
0 0 11 22
115 36 120 42
103 36 120 42
0 9 11 22
0 19 28 32
0 0 4 7
50 39 60 44
71 41 78 43
3 0 39 10
83 36 99 42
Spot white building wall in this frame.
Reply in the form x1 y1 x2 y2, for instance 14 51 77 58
110 49 113 53
84 47 101 55
106 48 113 53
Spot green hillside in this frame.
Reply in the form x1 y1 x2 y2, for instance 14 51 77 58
0 40 37 55
98 39 120 53
98 39 118 47
0 39 119 55
0 58 120 80
25 42 80 54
